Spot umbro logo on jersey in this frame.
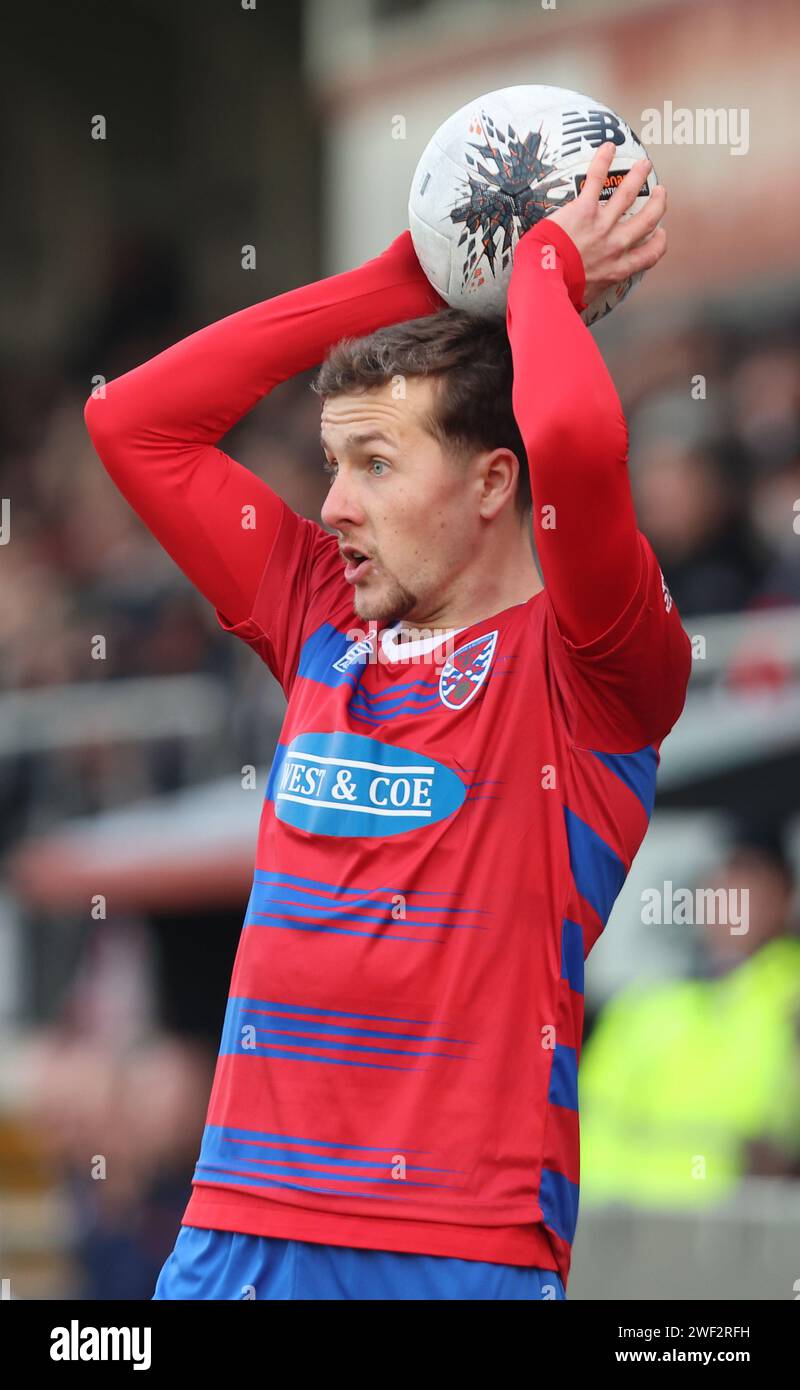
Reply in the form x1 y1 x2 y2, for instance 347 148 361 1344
333 634 375 672
439 631 498 710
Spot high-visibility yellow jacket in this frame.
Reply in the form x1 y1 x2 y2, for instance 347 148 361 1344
579 936 800 1205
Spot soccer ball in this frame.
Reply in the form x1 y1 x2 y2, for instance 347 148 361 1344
408 84 658 326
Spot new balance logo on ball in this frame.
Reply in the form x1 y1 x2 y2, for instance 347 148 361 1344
561 108 629 155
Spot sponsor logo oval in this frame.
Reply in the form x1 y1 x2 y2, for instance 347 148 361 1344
268 730 466 838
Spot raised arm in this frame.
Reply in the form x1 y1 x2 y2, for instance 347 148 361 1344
507 147 691 750
84 233 445 626
506 145 667 646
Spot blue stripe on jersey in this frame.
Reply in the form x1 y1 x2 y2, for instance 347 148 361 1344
562 805 627 925
350 682 440 708
198 1123 432 1153
222 996 459 1028
245 871 488 940
196 1124 457 1173
590 745 658 817
539 1166 580 1245
547 1043 578 1112
253 867 480 904
193 1167 413 1200
560 918 585 994
192 1124 463 1197
297 622 364 688
219 996 474 1067
349 681 442 724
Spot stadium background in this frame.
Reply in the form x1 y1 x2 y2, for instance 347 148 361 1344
1 0 799 1299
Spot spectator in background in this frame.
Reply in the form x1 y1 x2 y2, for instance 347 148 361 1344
578 821 800 1209
11 1029 215 1300
630 423 769 616
733 345 800 608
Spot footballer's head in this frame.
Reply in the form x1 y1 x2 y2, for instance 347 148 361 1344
312 308 534 627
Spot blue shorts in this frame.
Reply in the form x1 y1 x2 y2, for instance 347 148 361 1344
152 1225 566 1300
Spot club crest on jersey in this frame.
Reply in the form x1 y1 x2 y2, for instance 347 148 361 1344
439 630 498 710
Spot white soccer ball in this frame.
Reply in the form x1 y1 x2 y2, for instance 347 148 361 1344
408 84 658 326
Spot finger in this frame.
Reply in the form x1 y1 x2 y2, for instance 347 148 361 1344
618 183 666 248
604 155 653 223
623 225 667 275
579 141 617 204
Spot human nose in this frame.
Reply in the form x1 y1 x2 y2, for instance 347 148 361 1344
320 468 364 531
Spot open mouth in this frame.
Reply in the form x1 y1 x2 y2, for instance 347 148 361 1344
344 552 372 584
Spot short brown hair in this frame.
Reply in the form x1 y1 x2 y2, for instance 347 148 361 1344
311 307 531 521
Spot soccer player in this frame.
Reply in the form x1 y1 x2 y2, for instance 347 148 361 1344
84 142 691 1300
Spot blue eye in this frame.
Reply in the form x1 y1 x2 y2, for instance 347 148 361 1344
370 458 389 476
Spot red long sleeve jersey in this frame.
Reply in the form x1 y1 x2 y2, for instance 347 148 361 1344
85 223 691 1287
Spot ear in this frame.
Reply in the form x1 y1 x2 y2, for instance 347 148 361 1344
478 447 519 519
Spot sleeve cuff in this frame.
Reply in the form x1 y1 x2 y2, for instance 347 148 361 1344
378 230 448 312
515 220 588 313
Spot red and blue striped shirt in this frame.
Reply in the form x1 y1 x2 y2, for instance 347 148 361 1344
85 220 691 1286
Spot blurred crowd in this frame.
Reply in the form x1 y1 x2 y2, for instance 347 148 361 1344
0 268 330 853
616 315 800 616
3 286 800 723
3 289 799 863
1 237 800 1296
